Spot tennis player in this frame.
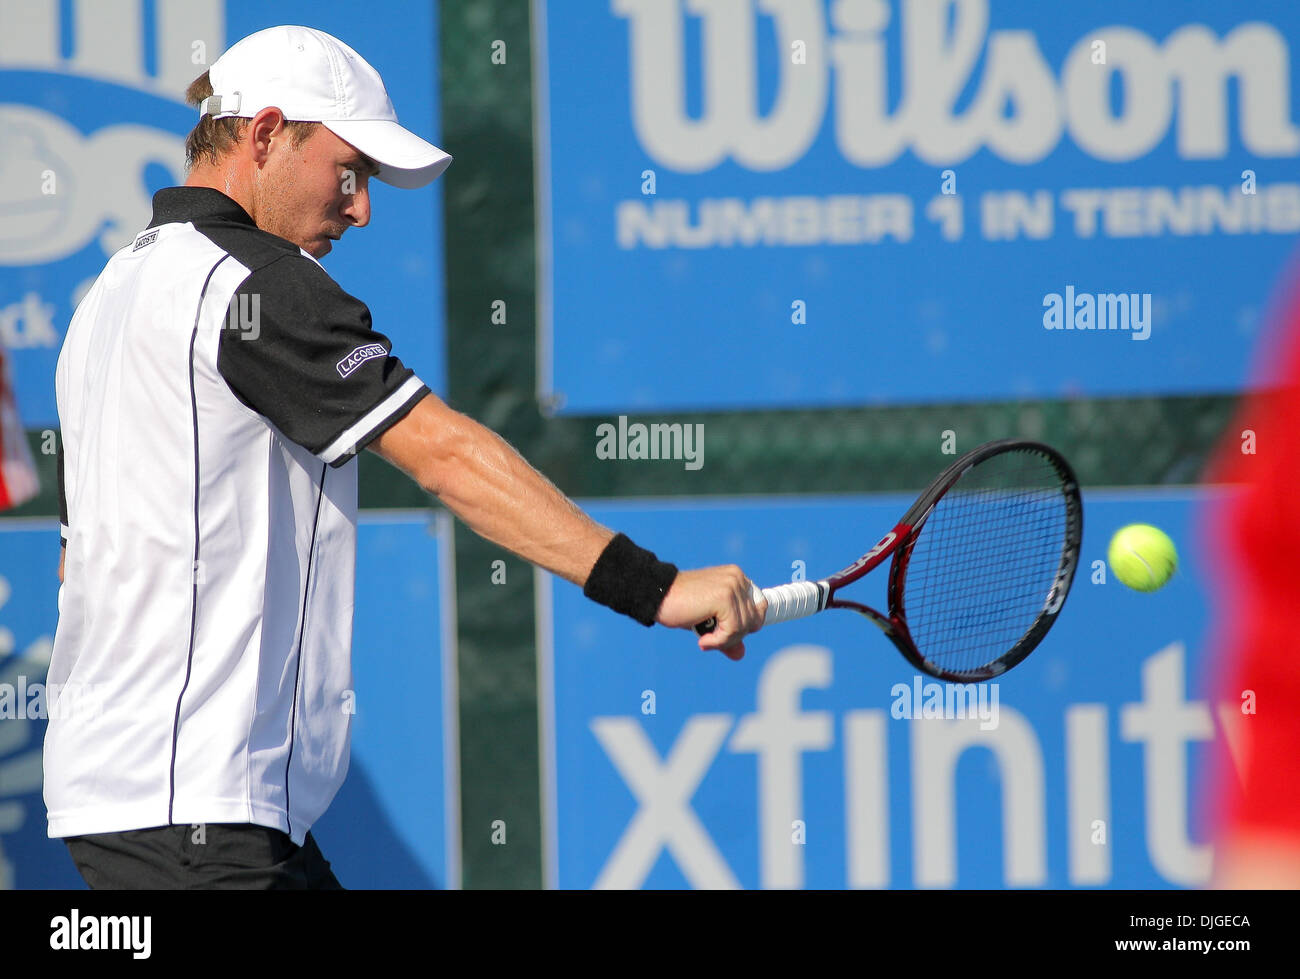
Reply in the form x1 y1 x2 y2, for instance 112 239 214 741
1204 269 1300 889
46 25 764 889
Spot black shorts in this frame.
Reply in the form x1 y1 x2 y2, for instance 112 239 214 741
63 823 344 890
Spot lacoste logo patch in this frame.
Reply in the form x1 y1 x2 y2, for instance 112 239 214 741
337 343 387 378
132 230 159 252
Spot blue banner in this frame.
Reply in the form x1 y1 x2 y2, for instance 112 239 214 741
543 492 1225 888
536 0 1300 412
0 0 445 428
0 513 456 889
0 522 76 888
311 512 457 889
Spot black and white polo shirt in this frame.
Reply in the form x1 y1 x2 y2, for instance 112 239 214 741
46 186 429 845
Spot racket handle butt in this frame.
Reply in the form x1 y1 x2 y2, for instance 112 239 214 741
693 582 764 636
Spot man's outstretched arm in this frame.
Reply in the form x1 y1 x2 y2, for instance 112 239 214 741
370 393 764 657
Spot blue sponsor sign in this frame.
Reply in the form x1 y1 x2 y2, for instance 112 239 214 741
536 0 1300 412
543 491 1225 888
0 513 457 889
0 0 445 428
0 522 77 888
311 512 458 890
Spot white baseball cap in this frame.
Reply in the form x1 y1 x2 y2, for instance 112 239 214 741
201 25 452 189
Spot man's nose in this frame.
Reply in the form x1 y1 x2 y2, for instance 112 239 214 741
345 181 371 228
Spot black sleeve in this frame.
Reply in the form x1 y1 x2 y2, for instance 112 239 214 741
217 255 429 467
57 432 68 544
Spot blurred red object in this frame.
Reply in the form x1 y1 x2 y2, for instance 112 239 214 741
1204 273 1300 888
0 346 39 512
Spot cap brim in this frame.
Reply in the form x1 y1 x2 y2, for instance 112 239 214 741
324 119 452 189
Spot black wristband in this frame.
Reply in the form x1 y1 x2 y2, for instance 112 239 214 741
583 533 679 626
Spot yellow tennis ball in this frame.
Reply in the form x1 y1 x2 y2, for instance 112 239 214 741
1108 524 1177 592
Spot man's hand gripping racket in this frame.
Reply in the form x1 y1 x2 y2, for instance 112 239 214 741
694 439 1083 682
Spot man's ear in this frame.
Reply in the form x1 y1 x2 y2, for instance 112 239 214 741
247 107 288 166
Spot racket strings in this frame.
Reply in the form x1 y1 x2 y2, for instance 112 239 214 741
899 454 1070 678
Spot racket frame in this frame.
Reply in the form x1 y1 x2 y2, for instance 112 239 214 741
814 439 1082 682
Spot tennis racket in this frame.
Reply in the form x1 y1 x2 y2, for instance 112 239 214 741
694 439 1082 682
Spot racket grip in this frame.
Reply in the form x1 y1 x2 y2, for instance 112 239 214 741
693 580 828 635
760 580 829 624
